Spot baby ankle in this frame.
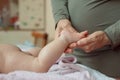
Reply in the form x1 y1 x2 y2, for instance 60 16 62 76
60 35 70 44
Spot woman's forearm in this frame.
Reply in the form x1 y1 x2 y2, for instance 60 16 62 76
51 0 69 24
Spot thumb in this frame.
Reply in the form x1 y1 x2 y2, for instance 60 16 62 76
79 30 88 39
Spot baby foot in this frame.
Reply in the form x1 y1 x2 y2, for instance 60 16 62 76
60 29 88 43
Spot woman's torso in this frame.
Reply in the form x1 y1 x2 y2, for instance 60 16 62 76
68 0 120 33
68 0 120 77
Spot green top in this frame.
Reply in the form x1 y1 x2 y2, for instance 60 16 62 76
51 0 120 77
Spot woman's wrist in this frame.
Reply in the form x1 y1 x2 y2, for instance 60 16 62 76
103 31 112 46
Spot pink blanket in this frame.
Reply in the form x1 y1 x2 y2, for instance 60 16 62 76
0 55 115 80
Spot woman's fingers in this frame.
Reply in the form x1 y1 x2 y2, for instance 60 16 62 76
64 48 73 53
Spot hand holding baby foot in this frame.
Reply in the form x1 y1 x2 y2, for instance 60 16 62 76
77 31 111 53
62 30 88 53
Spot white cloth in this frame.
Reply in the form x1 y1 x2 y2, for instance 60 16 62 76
0 55 115 80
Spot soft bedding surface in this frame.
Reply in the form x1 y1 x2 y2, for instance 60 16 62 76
0 55 115 80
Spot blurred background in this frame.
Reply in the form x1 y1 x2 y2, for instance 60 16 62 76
0 0 55 48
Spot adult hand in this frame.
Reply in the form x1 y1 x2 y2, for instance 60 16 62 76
55 19 88 53
55 19 77 38
77 31 111 53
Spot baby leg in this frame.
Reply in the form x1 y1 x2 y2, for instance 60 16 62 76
34 30 88 72
25 47 41 57
0 44 40 73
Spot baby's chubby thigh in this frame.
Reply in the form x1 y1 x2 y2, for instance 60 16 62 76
0 44 20 72
0 44 21 53
0 47 37 73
